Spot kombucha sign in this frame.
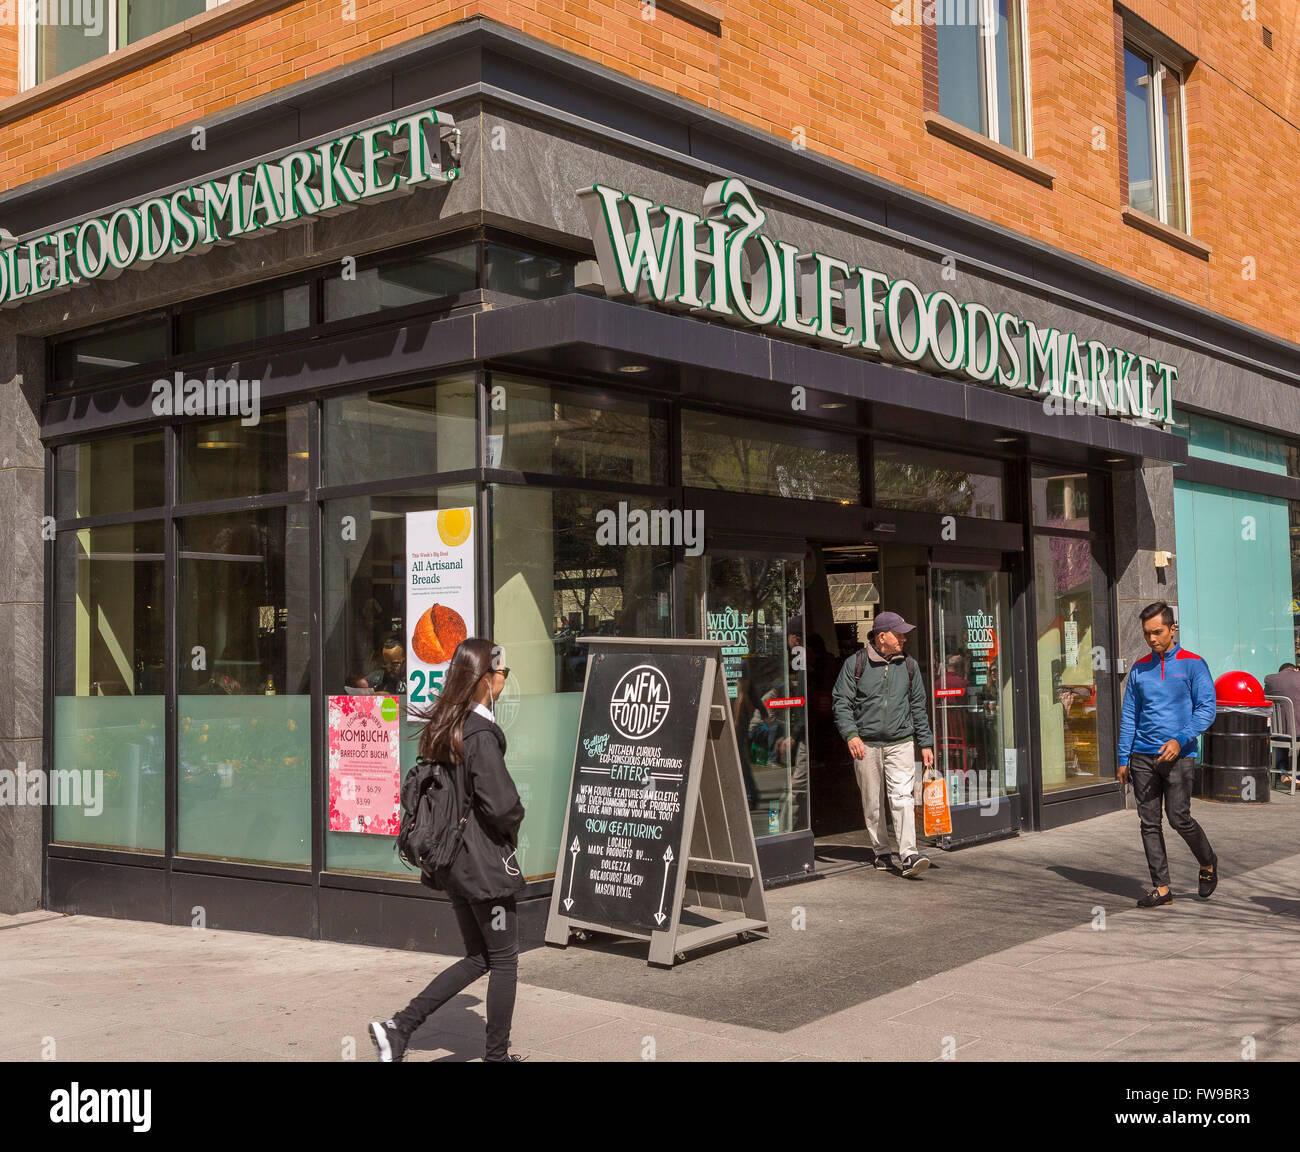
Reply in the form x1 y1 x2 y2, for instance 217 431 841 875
581 178 1178 424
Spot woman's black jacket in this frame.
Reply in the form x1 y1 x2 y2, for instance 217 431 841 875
431 711 526 902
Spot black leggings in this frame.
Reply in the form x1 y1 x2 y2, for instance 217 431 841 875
392 896 518 1061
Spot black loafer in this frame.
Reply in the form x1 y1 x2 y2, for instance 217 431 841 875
1198 855 1219 900
1137 889 1174 908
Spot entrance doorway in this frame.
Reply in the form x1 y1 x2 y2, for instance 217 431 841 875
807 542 1022 848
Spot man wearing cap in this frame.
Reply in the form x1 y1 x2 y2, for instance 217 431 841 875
1118 600 1218 908
831 611 935 877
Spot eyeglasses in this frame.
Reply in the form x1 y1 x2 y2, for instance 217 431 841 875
495 667 511 680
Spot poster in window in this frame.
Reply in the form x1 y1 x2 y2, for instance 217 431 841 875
328 694 401 834
405 508 476 723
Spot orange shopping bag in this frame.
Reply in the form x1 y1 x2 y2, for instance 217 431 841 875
922 772 952 837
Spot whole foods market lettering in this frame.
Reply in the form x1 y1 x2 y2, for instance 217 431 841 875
0 107 457 308
581 179 1177 425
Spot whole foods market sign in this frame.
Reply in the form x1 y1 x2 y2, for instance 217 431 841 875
0 107 458 309
581 179 1177 424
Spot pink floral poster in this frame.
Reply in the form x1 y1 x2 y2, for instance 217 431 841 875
328 695 401 835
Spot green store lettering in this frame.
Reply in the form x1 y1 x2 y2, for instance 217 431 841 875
581 178 1177 425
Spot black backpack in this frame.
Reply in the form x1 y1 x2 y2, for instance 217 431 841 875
395 756 473 887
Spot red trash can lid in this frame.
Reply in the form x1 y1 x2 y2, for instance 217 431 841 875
1214 670 1267 707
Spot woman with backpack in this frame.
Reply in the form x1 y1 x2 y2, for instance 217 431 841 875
369 637 526 1063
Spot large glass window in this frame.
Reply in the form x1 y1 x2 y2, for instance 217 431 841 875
176 507 311 864
55 428 165 519
937 0 1029 153
488 375 668 483
1125 41 1189 231
1033 534 1113 793
322 377 477 488
875 442 1005 519
1174 480 1294 681
682 410 860 502
52 522 166 850
492 485 674 879
323 486 476 876
324 246 477 322
179 405 310 503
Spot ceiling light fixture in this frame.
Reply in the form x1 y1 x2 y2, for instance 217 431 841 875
820 402 847 410
619 364 650 374
994 436 1018 444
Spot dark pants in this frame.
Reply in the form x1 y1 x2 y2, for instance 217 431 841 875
392 896 518 1061
1129 754 1214 889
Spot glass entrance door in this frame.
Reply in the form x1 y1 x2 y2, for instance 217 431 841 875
929 567 1019 840
690 553 809 841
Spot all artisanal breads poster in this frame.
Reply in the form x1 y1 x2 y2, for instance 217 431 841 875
405 508 476 723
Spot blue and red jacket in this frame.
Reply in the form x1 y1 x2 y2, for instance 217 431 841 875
1117 642 1217 764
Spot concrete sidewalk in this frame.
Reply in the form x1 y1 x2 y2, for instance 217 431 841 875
2 795 1298 1061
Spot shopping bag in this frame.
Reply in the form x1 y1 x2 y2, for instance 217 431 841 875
922 773 952 836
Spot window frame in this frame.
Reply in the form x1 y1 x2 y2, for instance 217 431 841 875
1124 32 1192 233
21 0 227 91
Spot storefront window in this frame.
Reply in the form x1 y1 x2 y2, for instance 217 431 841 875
1174 481 1296 679
55 429 165 519
324 245 477 322
487 376 667 483
875 442 1005 519
179 284 312 354
1033 534 1113 792
52 522 166 850
322 485 476 876
176 507 311 864
179 406 310 503
682 410 859 502
484 245 574 299
322 377 477 488
1031 465 1090 532
492 485 673 878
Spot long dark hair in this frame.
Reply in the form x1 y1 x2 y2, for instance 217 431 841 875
414 637 497 764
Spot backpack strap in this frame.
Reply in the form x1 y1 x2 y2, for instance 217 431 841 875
855 648 918 688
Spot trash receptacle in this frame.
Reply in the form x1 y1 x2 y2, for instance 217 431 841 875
1196 671 1272 803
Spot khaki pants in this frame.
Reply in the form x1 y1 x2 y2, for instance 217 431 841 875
853 740 917 860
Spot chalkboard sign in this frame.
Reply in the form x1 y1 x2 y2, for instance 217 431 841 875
546 638 768 967
556 651 707 932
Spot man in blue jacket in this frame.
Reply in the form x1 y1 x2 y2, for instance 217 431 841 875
1118 601 1219 907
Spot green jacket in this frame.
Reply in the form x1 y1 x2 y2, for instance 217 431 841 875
831 643 934 748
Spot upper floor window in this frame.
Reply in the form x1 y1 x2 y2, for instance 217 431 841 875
25 0 218 87
1124 39 1189 231
937 0 1030 154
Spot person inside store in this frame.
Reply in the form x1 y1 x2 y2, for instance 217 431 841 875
1117 601 1218 908
1263 662 1300 786
369 638 525 1063
831 610 935 878
343 674 373 695
366 636 406 695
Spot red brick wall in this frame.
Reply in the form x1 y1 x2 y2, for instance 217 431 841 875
0 2 1296 350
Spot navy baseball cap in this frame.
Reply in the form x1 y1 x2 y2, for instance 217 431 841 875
873 611 915 634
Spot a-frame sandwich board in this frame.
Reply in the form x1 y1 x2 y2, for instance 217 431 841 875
545 637 768 967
